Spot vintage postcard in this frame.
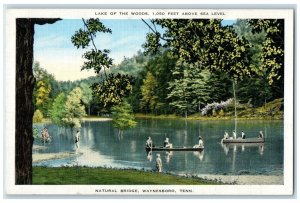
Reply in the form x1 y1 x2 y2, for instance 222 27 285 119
4 7 294 196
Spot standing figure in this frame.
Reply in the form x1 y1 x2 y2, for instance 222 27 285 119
75 130 80 153
233 130 237 139
224 131 229 139
156 154 162 172
241 131 246 139
146 136 153 149
41 127 51 143
163 137 169 147
198 136 204 148
163 137 173 148
258 130 264 138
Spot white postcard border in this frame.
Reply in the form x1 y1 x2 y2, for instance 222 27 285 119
4 8 294 196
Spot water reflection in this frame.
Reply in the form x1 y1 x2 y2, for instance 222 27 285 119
33 119 283 176
147 151 153 162
193 150 204 161
165 151 173 164
221 142 265 155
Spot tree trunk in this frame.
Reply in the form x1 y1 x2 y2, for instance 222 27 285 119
15 18 60 184
15 19 35 184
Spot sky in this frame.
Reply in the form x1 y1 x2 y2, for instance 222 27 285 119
34 19 235 81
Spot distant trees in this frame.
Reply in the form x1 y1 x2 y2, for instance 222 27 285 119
167 62 210 117
140 72 159 114
49 93 66 126
79 82 93 115
33 62 53 117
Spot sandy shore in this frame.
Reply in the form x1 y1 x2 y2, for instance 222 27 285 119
82 117 112 121
32 145 48 150
196 174 283 185
32 151 77 163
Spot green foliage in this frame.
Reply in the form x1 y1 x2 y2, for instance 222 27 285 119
62 87 87 128
33 109 44 123
49 93 66 126
33 62 53 117
92 73 134 108
248 19 284 85
140 72 159 113
167 62 210 117
33 127 39 140
111 101 137 134
71 18 111 49
81 49 113 74
72 18 134 110
143 19 251 80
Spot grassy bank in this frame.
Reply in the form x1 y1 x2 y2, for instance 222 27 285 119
33 166 219 185
135 98 283 121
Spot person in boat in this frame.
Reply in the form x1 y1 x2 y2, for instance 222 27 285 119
232 130 237 139
146 136 153 148
198 136 204 148
163 137 172 148
241 131 246 139
258 130 264 138
223 131 229 139
156 153 162 173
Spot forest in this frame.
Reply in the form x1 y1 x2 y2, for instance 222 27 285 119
32 19 284 126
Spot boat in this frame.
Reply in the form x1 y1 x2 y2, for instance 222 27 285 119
221 137 265 144
145 146 204 151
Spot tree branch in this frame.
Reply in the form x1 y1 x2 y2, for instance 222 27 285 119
141 18 167 41
81 18 108 80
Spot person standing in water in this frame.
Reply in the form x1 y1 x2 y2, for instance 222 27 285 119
75 130 80 153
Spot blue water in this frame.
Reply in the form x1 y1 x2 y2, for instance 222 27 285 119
33 119 283 176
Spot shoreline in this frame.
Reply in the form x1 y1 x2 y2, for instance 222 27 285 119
134 114 283 121
32 151 78 163
82 117 112 121
195 174 283 185
32 151 283 185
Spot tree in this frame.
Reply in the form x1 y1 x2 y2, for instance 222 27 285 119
79 82 93 115
16 18 60 184
71 18 134 108
32 109 44 123
62 87 87 129
33 79 52 116
167 62 210 117
49 93 66 126
140 72 159 114
143 19 251 80
111 101 137 137
248 19 284 85
32 61 55 117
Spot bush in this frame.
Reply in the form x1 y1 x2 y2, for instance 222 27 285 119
33 109 43 123
219 109 225 116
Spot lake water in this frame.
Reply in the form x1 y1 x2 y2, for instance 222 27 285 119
33 119 283 176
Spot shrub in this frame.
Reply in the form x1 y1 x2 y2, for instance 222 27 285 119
33 109 43 123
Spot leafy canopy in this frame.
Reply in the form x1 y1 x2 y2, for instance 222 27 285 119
143 19 252 80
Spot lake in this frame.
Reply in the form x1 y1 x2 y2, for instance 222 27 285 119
33 118 283 176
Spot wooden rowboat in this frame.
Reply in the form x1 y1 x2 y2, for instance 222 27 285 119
221 137 265 144
145 146 204 151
